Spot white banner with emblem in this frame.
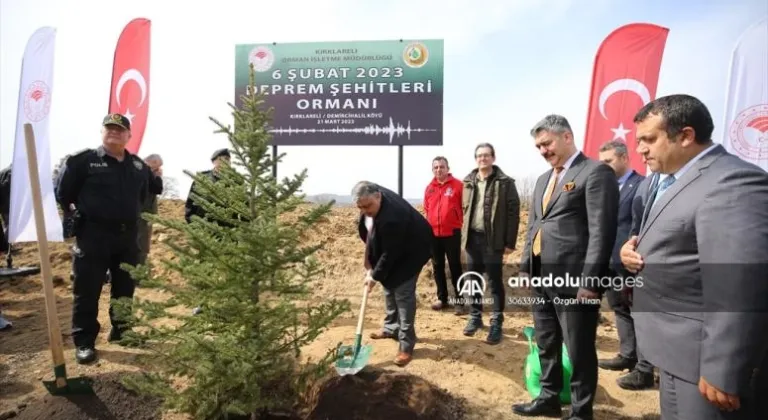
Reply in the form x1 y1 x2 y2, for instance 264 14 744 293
8 26 64 243
721 16 768 171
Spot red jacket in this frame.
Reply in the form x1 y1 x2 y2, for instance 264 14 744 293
423 175 463 237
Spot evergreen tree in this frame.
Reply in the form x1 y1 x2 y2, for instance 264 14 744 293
114 64 350 420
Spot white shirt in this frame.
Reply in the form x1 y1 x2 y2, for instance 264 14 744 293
671 143 718 181
364 216 373 233
652 143 718 206
548 150 580 186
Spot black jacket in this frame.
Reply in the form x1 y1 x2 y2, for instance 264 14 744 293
611 170 644 275
357 186 433 289
184 169 246 227
184 170 218 224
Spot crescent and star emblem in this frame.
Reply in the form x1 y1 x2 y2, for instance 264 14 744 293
115 68 147 123
598 78 652 142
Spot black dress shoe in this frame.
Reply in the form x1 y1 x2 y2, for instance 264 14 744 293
75 346 96 364
511 398 562 417
598 354 636 371
617 369 655 390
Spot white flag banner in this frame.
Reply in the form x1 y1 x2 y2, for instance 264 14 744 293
8 27 63 243
722 16 768 171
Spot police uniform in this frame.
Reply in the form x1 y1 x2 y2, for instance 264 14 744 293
55 113 161 363
183 148 230 224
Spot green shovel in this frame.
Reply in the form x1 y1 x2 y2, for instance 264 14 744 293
335 282 373 376
523 325 572 404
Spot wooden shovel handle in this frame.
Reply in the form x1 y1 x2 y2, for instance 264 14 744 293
24 123 67 387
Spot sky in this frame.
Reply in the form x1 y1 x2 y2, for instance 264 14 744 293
1 0 767 200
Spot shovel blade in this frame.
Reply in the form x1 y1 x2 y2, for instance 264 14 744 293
0 265 40 278
43 376 94 395
334 344 372 376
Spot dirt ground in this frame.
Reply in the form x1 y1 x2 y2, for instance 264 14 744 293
0 199 660 419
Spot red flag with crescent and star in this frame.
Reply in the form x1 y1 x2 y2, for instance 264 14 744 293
108 18 151 155
583 23 669 175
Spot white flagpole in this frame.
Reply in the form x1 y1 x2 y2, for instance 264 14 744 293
721 16 768 171
8 27 63 243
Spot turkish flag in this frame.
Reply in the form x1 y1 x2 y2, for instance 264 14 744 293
583 23 669 175
108 18 151 155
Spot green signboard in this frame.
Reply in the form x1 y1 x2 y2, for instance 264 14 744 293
234 39 444 146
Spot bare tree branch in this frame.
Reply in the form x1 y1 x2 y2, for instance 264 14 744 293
161 176 181 199
517 175 537 211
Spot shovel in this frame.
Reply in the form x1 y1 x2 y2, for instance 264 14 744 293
522 325 572 404
23 124 93 394
334 281 373 376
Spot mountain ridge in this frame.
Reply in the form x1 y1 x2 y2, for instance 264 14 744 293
305 193 422 207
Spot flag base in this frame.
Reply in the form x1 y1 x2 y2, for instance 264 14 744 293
0 266 40 278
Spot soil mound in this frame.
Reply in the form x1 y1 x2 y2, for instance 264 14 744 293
303 367 467 420
12 372 162 420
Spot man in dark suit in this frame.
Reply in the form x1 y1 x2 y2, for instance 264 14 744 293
185 148 230 225
512 114 619 419
354 181 433 367
596 140 654 390
621 94 768 419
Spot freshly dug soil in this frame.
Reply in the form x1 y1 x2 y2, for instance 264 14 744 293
303 366 467 420
9 367 467 420
12 372 162 420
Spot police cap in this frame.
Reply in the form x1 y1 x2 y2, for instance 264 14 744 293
211 148 231 162
103 113 131 130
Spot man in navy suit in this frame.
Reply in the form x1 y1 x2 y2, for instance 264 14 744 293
596 141 654 390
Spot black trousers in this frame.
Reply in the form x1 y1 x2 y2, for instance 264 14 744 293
136 219 152 265
431 228 463 303
465 230 505 320
605 280 653 373
530 256 599 419
71 222 139 348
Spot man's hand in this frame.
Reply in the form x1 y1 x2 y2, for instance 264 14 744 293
364 270 376 292
153 167 163 177
620 236 644 273
699 376 740 411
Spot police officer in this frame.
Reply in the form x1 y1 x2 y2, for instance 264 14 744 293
184 148 231 225
55 113 162 364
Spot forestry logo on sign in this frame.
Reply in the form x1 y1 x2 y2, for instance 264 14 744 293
23 80 51 122
402 42 429 68
728 104 768 161
249 46 275 72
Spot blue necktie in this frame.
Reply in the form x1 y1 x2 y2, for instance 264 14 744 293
651 175 676 209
